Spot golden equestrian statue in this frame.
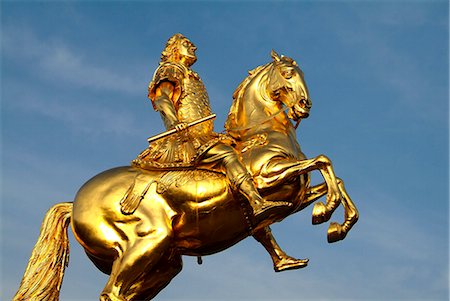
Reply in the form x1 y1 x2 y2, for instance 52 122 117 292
14 34 358 301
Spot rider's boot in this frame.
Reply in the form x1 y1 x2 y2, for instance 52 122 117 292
239 176 291 216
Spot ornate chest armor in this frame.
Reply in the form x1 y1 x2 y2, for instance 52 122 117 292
176 64 214 143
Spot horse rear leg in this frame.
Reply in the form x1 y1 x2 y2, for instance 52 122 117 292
127 250 183 301
100 226 173 301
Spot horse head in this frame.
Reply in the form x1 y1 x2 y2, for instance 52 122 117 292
226 51 312 137
267 50 312 121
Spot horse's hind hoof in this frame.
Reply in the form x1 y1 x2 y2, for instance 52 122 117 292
312 202 329 224
327 222 346 243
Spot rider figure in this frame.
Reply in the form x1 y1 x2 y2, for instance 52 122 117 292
133 33 287 216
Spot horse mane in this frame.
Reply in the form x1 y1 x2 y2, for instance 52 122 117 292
226 62 271 131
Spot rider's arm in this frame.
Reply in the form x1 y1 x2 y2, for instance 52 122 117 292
149 64 187 132
153 81 179 129
153 82 188 133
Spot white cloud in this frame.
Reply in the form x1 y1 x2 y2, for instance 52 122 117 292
27 94 138 136
2 26 143 95
3 76 146 138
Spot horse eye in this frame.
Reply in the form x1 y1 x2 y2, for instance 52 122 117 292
282 70 293 79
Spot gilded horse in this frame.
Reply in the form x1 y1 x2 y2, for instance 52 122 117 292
14 51 358 301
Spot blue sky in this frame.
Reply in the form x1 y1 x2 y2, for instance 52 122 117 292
1 1 448 300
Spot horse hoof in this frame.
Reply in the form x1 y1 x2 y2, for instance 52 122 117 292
312 202 329 224
100 293 125 301
327 222 346 243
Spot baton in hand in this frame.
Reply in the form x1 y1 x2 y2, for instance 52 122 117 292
147 114 216 143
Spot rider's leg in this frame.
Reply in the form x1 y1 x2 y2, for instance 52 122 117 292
198 143 290 215
253 226 308 272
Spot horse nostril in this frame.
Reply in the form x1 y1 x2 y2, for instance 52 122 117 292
302 98 311 108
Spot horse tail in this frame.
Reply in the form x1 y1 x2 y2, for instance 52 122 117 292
13 202 73 301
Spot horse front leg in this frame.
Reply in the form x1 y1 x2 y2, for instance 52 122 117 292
297 179 359 243
256 155 342 224
327 178 359 243
253 226 308 272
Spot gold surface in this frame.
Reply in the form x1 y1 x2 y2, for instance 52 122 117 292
14 34 358 301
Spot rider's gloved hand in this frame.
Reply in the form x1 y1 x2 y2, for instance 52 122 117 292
173 122 190 142
174 122 188 133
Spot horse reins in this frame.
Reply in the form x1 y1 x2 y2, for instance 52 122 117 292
226 104 301 132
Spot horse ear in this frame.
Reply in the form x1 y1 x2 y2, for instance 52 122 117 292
271 49 281 62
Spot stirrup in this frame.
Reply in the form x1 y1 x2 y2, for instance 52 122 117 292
253 200 291 216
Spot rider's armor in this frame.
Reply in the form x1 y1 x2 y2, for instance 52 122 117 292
132 61 231 169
